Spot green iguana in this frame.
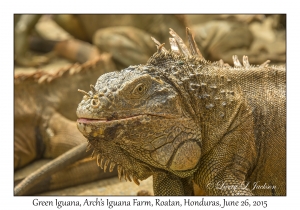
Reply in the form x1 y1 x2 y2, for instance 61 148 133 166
75 28 286 196
14 55 118 195
15 27 285 196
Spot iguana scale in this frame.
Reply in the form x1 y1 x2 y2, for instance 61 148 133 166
76 28 286 196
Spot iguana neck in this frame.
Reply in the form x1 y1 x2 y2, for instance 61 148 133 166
147 51 247 154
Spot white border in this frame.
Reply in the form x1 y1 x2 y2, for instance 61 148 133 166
2 0 298 209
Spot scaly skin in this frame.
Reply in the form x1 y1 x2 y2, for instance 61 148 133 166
76 28 286 196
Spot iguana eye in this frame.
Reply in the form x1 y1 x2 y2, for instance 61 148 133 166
119 74 152 100
132 83 148 98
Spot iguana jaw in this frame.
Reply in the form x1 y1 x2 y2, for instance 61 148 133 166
77 112 202 179
77 114 178 139
77 112 179 121
77 114 179 183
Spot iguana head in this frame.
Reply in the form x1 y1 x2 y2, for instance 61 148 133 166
76 29 207 183
76 64 202 182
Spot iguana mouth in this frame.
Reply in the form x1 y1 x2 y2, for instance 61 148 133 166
77 114 147 123
77 113 178 124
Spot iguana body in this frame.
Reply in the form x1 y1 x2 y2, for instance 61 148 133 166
76 28 286 195
14 55 118 195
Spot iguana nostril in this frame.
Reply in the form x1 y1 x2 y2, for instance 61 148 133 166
91 98 100 108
